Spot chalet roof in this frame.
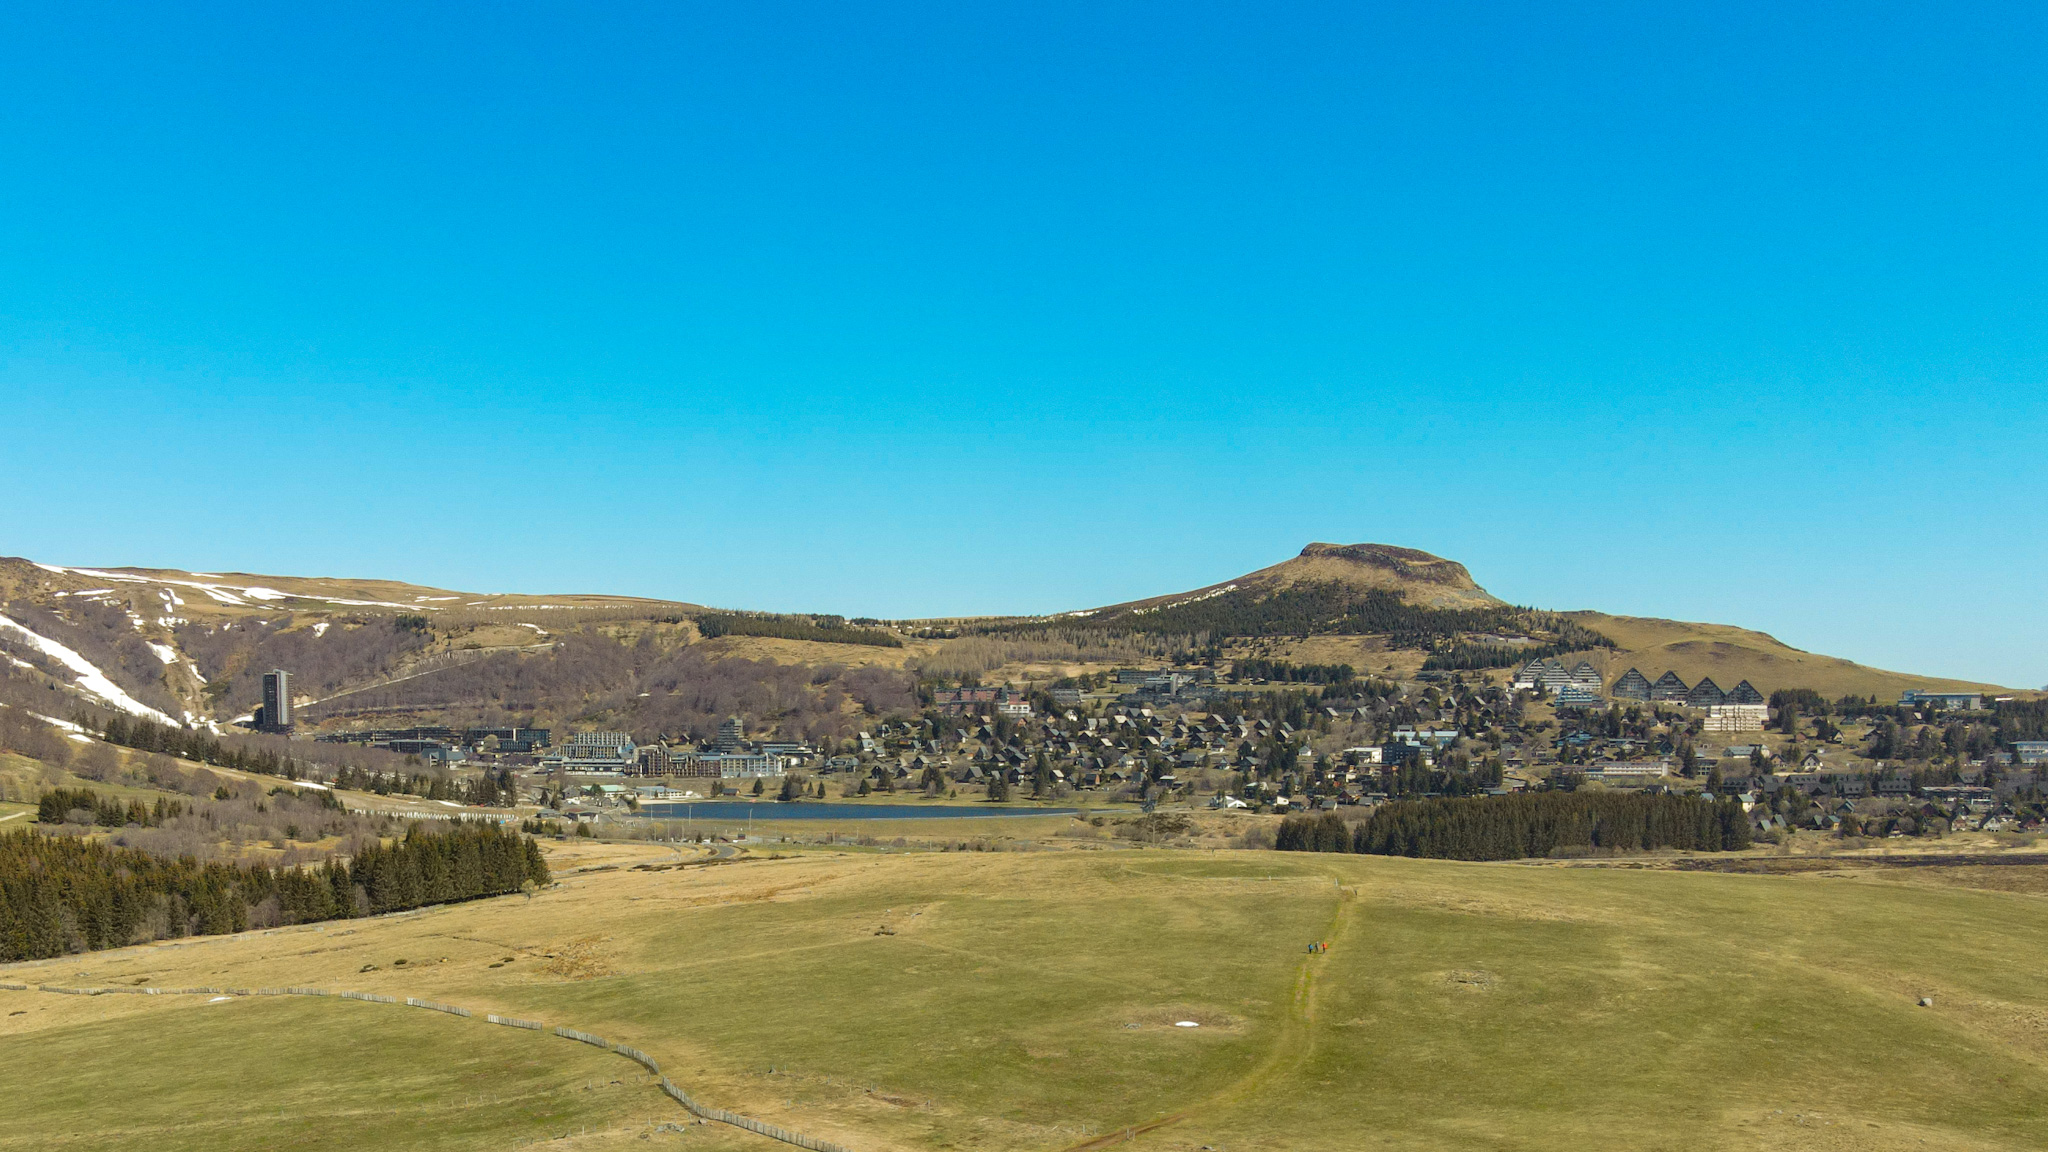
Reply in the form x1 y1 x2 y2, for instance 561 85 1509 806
1726 680 1765 705
1686 677 1727 707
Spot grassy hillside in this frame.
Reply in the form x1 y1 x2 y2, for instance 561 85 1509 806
1566 612 2007 698
0 995 663 1152
6 842 2048 1150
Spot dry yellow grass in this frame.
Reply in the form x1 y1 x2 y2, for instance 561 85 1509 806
7 839 2048 1151
1561 611 2011 697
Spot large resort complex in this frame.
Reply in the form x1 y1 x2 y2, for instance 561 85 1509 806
1510 657 1770 730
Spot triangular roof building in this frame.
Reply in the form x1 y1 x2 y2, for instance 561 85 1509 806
1650 671 1690 702
1613 668 1653 701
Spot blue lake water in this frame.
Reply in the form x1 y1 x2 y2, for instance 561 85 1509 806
632 801 1080 821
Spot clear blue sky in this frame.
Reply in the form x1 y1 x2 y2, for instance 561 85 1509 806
3 2 2043 688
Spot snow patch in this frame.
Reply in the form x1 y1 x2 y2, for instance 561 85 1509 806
1131 583 1238 616
32 712 84 733
312 622 330 638
0 615 181 725
146 642 178 664
31 562 438 614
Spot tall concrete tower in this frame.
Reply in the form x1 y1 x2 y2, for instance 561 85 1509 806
260 669 292 733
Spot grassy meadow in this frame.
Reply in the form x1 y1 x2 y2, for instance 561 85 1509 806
4 842 2047 1151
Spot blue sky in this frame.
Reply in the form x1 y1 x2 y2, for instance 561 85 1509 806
2 2 2043 687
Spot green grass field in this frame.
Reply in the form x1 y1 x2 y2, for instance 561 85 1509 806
5 845 2048 1150
0 994 685 1151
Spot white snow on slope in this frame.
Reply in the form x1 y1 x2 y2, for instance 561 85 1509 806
0 614 181 725
146 642 178 664
323 596 435 609
36 564 431 612
35 561 440 614
312 622 330 637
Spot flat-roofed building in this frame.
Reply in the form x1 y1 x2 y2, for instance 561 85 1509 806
1901 690 1983 711
663 751 783 779
1704 703 1768 732
561 731 637 773
1584 760 1669 779
257 669 292 734
1554 684 1603 708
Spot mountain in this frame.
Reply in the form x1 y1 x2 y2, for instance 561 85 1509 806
1040 543 2006 700
0 547 2016 744
1078 543 1505 618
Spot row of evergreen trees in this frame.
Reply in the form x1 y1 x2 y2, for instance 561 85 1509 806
328 765 512 805
694 612 903 648
35 788 185 828
1276 792 1750 861
0 819 548 961
99 715 312 780
1230 658 1358 685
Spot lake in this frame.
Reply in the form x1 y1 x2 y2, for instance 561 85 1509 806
631 801 1080 821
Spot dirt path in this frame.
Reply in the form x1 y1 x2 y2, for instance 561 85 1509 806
1058 873 1360 1151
